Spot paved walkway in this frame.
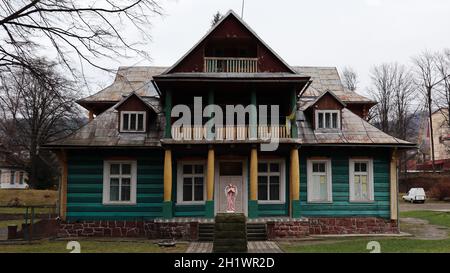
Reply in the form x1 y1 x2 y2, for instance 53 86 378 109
186 241 283 253
400 201 450 212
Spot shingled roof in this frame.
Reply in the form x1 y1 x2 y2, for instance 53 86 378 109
49 96 164 147
78 66 166 104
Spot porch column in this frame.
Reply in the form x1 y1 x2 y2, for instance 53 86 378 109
56 150 68 221
206 147 215 218
164 89 172 138
249 89 257 140
290 146 300 218
163 149 173 218
249 147 258 218
390 149 398 221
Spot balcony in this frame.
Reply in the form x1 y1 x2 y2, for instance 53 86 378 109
204 57 258 73
171 125 290 141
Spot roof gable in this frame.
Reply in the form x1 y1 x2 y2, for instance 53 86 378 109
164 10 296 74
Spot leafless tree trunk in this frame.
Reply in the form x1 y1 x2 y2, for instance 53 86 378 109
435 49 450 126
413 51 442 172
0 60 82 188
368 63 397 133
342 66 359 92
0 0 163 82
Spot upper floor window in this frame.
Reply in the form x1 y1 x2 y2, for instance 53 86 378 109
121 111 146 132
315 110 340 130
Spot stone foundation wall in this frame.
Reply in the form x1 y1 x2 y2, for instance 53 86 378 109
267 217 398 239
57 221 194 240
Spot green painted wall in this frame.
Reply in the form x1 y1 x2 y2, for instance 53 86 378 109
296 147 391 219
66 150 164 221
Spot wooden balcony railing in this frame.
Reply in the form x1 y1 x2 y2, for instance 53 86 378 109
204 57 258 73
171 125 290 141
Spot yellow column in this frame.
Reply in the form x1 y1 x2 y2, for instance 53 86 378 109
250 148 258 201
163 149 172 202
390 149 398 220
290 148 300 201
57 150 68 221
207 148 215 200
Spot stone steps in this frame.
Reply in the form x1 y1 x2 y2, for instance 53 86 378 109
198 223 214 241
247 223 267 241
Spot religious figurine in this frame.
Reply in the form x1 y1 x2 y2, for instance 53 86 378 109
225 183 237 213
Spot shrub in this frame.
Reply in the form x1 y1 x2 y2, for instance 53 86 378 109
429 182 450 201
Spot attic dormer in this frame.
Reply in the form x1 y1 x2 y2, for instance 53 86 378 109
306 91 346 131
164 10 296 74
114 93 158 133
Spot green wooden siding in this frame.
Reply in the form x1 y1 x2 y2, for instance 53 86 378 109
66 150 164 221
296 147 391 219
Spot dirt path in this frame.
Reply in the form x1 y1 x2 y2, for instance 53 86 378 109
400 217 448 240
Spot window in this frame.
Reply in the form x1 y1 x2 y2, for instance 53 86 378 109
120 111 146 132
19 172 24 184
10 171 15 185
316 110 340 130
307 159 332 203
177 161 206 204
349 159 374 202
103 161 137 204
257 160 285 203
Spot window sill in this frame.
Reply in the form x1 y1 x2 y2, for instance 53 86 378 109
176 201 206 206
306 201 333 204
258 200 285 205
102 202 137 206
349 200 375 204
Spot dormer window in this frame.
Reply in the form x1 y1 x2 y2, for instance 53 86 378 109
316 110 340 130
121 111 146 132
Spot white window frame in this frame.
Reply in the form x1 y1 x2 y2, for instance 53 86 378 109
307 159 333 203
120 111 146 133
315 110 340 130
257 159 286 204
103 160 137 205
177 160 207 205
349 158 374 202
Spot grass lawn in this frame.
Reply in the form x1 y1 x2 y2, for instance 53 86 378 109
0 189 57 207
280 211 450 253
280 237 450 253
0 239 189 253
400 211 450 228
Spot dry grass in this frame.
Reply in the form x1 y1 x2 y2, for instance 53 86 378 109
0 189 57 207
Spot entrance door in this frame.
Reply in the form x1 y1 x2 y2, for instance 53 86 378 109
217 161 245 214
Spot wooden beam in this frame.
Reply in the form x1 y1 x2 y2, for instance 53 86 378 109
207 148 215 201
88 111 94 121
390 149 398 220
250 147 258 200
164 149 172 202
290 147 300 201
56 150 68 221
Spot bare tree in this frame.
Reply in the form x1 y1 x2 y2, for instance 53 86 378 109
368 63 397 133
392 65 418 140
0 0 163 81
0 60 82 188
413 51 450 172
342 66 359 91
435 49 450 126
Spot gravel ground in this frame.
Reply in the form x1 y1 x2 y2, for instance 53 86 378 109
399 201 450 212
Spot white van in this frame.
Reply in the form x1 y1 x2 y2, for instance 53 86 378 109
402 188 426 203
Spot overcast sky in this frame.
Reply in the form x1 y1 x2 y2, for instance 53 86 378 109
85 0 450 98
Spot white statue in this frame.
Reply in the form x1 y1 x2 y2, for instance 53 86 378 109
225 183 237 213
